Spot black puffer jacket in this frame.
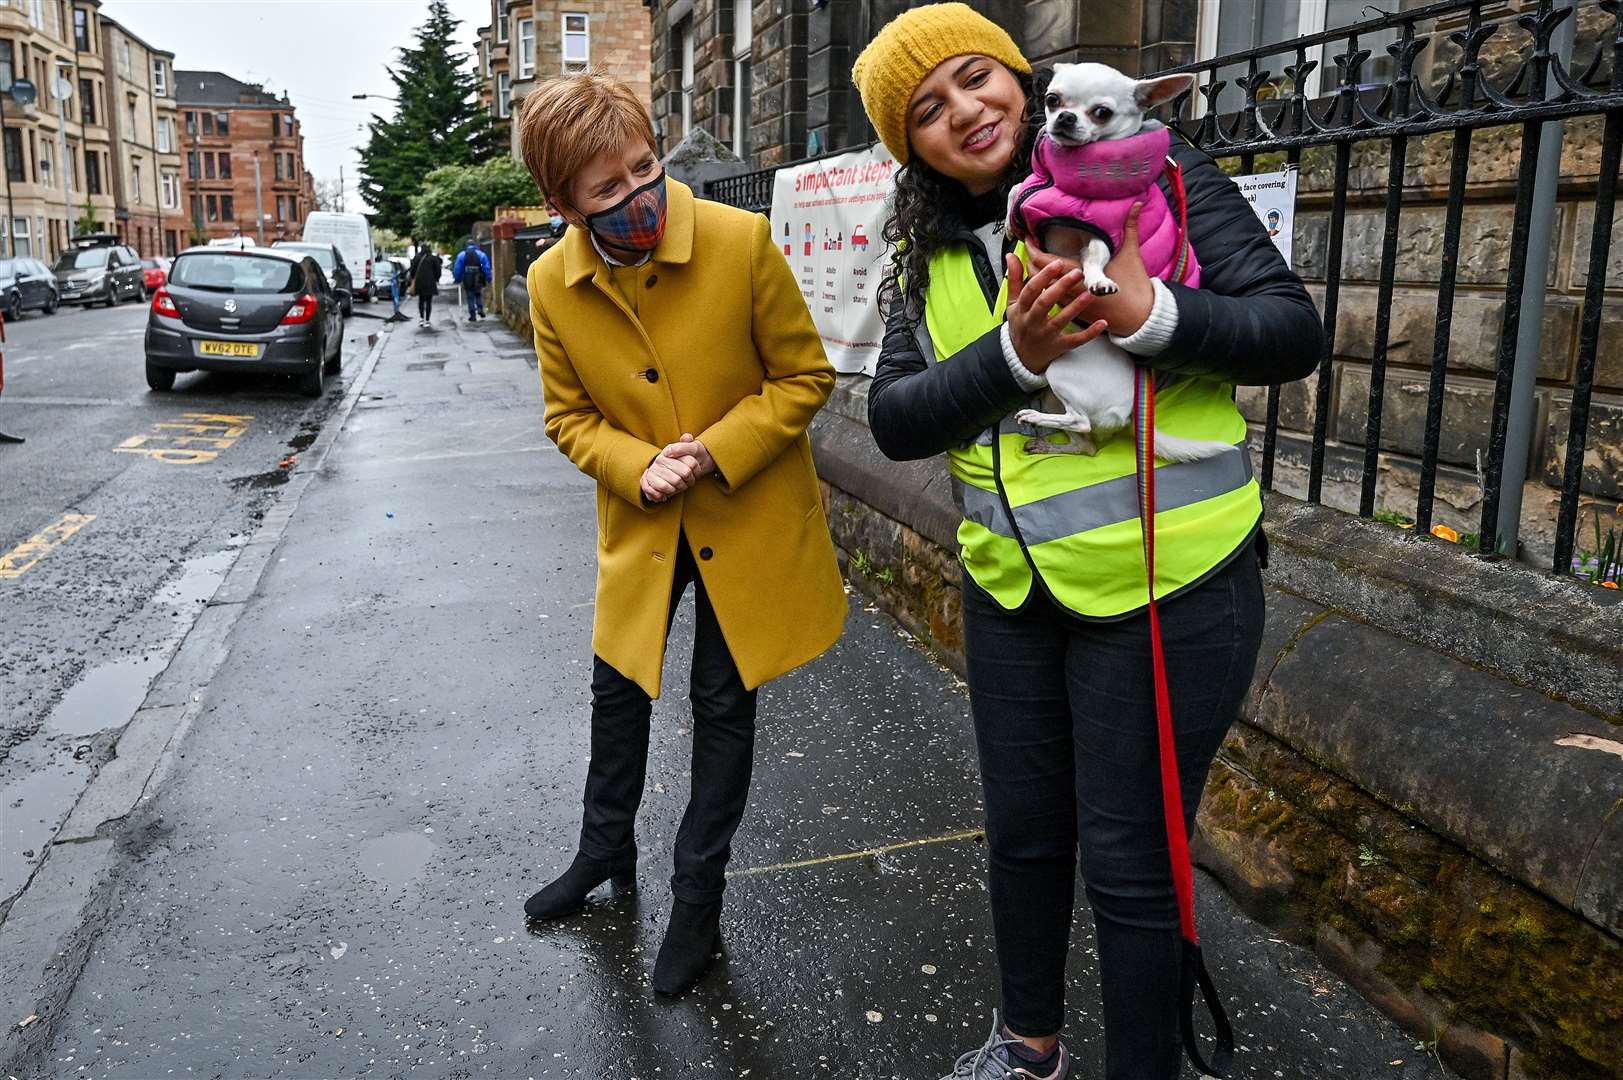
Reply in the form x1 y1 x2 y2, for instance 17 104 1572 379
868 136 1324 462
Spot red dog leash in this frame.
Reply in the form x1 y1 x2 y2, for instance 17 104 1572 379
1131 157 1234 1077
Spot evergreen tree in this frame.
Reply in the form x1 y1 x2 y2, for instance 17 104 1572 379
358 0 499 235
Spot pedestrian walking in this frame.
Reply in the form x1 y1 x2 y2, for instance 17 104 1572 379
852 6 1322 1078
453 240 493 321
516 73 846 997
411 246 442 328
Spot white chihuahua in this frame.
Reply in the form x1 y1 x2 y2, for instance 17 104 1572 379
1009 62 1231 463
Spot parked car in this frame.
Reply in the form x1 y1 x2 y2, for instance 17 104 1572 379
53 242 145 306
301 212 375 301
373 256 407 298
144 246 348 398
0 258 59 319
271 241 353 316
207 236 256 250
141 257 171 292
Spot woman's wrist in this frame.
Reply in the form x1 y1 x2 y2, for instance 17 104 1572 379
1000 324 1050 390
1110 278 1180 357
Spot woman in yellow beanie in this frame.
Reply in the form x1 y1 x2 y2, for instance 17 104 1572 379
854 4 1322 1079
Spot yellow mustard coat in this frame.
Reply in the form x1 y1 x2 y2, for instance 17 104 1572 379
528 178 848 698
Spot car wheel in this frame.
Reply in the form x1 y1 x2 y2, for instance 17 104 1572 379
324 333 343 374
145 361 176 392
341 299 353 318
105 286 119 308
43 293 58 315
297 362 323 398
5 291 20 321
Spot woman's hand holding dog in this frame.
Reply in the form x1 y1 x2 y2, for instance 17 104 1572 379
1004 257 1109 375
640 434 716 504
1026 202 1156 340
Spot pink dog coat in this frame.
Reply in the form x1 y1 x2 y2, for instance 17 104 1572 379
1008 125 1199 287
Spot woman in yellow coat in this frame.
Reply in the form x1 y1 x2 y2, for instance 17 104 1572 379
517 73 847 996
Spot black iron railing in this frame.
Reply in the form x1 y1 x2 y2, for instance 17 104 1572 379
706 0 1623 579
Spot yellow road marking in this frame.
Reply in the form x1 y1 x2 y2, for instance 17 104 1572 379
726 828 984 878
114 412 255 464
0 514 96 579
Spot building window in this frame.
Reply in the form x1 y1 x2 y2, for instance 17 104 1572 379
157 116 172 153
161 171 177 209
283 114 294 138
274 153 283 181
496 0 509 42
497 72 510 118
186 150 198 179
1198 0 1397 108
206 194 218 222
678 18 695 136
3 128 21 183
78 77 94 123
73 7 89 51
220 195 233 220
203 152 215 180
185 110 196 135
131 158 141 198
151 58 167 97
29 0 43 32
732 0 751 160
201 111 213 135
117 38 130 77
39 139 52 188
517 17 534 79
276 194 286 220
0 40 13 91
216 112 228 136
12 216 28 257
84 148 100 194
125 93 136 132
562 13 588 73
218 151 230 179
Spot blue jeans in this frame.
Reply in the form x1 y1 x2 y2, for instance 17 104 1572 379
465 285 484 316
962 538 1265 1077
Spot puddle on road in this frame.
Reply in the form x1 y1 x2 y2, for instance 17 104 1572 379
42 653 169 737
153 546 237 610
1 750 92 903
357 831 437 889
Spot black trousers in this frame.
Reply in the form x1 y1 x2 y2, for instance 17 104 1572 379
962 540 1265 1080
417 293 434 321
578 537 758 904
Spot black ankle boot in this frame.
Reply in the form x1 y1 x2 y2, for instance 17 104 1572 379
524 852 636 920
652 898 722 996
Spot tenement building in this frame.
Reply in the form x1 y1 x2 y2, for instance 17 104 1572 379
173 70 310 245
483 0 650 156
96 14 182 256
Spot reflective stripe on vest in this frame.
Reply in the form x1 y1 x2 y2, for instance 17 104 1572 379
922 238 1262 618
958 441 1252 545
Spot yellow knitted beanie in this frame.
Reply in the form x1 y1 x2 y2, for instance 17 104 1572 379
852 3 1031 165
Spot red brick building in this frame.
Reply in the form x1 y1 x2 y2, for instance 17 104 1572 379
173 70 310 245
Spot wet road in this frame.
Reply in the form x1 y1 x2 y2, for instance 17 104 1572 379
0 297 383 908
18 318 1448 1078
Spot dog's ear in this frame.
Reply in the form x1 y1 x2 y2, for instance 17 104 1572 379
1133 73 1196 110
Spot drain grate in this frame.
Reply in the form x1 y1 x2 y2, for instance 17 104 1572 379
407 360 447 372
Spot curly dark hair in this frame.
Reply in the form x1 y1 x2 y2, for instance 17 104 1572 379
877 68 1044 323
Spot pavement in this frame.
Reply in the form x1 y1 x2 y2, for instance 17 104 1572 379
1 309 1450 1079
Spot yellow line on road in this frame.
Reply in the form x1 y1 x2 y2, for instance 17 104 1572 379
0 514 96 579
726 828 984 878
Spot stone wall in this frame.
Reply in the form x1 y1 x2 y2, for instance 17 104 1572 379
809 375 1623 1080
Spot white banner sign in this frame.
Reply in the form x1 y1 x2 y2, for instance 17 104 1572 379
769 144 896 375
1233 168 1298 268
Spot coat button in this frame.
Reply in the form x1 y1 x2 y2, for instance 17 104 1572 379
699 546 713 560
645 368 659 383
645 273 658 288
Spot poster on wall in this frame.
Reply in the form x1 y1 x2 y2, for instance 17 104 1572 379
769 143 897 376
1233 168 1298 268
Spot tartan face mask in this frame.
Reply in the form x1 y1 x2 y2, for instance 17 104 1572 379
585 171 668 259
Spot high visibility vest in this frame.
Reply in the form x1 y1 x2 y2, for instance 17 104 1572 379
922 240 1261 617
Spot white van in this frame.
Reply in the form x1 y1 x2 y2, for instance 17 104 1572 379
301 212 375 301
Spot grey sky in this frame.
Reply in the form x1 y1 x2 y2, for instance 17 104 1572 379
103 0 491 214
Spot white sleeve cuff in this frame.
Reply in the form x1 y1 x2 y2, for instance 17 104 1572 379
1000 323 1049 392
1110 277 1180 357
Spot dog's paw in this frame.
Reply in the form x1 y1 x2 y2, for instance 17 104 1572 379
1089 277 1120 296
1015 410 1041 427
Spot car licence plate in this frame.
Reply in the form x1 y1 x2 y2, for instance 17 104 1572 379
199 340 260 357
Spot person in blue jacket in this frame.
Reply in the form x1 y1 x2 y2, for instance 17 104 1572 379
453 240 493 321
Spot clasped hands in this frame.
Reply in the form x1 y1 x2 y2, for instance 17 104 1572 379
1004 201 1157 375
640 433 716 504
